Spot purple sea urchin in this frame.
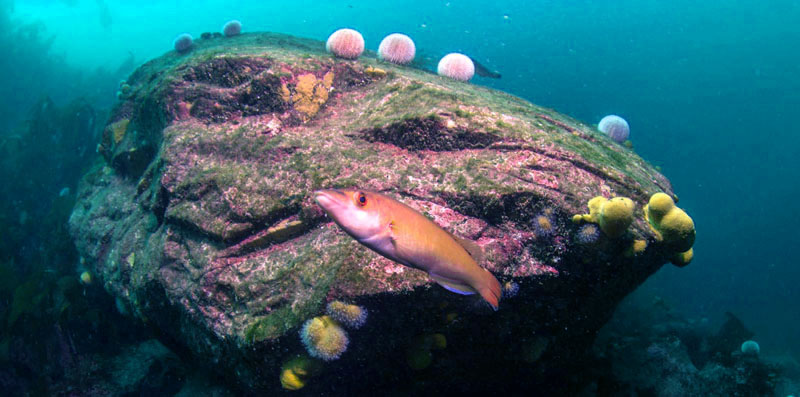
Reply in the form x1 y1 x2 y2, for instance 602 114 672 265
577 224 600 244
532 213 556 238
173 33 193 53
378 33 416 65
437 53 474 81
223 20 242 37
502 281 519 298
326 28 364 59
598 115 630 143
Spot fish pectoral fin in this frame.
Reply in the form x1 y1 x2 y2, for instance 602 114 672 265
359 228 398 256
429 272 476 296
452 236 485 263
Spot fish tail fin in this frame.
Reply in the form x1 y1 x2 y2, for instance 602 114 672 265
477 270 502 311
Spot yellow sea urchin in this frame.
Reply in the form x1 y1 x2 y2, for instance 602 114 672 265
300 315 349 361
326 300 367 329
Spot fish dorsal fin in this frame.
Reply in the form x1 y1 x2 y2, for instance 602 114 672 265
429 272 476 296
452 235 485 263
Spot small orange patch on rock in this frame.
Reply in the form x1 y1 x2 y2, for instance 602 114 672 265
279 83 292 103
175 101 193 120
365 66 387 78
322 71 334 87
99 118 130 156
282 72 335 120
109 119 130 145
624 239 648 257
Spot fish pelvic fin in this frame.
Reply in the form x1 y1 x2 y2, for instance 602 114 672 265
429 272 476 296
476 270 502 311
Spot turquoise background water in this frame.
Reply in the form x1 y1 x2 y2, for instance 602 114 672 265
3 0 798 356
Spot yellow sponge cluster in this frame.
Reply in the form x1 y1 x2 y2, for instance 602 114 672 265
572 192 696 267
644 192 696 266
572 196 635 237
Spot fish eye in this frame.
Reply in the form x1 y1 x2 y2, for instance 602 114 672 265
356 192 367 206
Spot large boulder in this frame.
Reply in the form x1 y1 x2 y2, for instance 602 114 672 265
70 32 681 393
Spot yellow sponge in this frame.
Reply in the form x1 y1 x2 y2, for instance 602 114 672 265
280 355 320 390
574 196 634 237
280 368 305 390
644 193 696 252
599 197 635 237
624 239 648 258
671 248 694 267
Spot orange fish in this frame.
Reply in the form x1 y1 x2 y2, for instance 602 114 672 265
314 189 502 310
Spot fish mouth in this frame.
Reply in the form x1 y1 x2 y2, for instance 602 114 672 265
313 189 347 213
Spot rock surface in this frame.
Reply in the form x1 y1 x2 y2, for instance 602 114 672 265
70 32 679 393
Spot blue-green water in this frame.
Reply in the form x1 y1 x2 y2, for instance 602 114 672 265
2 0 798 391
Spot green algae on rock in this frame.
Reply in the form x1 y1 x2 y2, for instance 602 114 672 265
70 32 682 392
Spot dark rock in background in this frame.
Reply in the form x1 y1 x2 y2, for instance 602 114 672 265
591 293 798 396
709 312 755 365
